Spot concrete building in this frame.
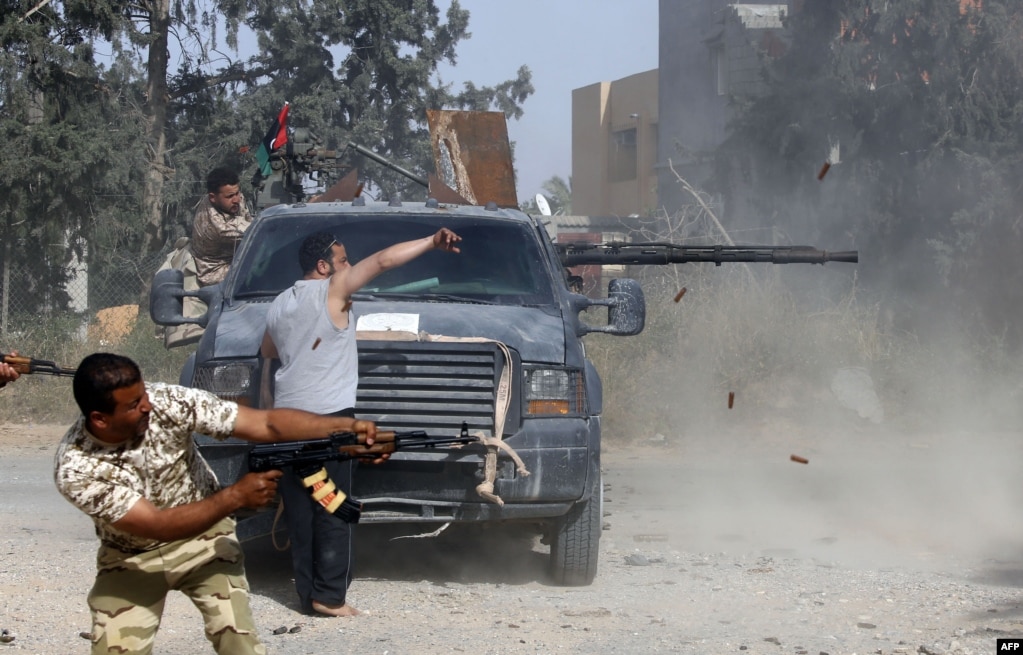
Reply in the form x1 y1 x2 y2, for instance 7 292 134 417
570 2 790 221
657 1 789 217
571 69 659 218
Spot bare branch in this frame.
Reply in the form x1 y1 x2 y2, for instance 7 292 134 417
668 157 758 288
19 0 53 22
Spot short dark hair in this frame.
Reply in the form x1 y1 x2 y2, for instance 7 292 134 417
299 232 339 274
73 353 142 416
206 167 240 194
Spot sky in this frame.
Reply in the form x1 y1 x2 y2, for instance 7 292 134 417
435 2 659 205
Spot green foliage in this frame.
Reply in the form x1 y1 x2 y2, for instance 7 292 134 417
0 0 533 311
222 0 533 199
520 175 572 215
0 3 148 311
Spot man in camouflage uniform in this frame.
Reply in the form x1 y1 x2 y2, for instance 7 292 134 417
54 353 378 655
192 166 254 287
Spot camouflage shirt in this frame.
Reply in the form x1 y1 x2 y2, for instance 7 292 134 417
53 382 238 552
191 195 253 287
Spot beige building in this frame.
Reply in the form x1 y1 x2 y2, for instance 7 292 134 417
571 69 659 217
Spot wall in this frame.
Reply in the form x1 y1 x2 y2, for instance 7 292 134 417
571 70 659 217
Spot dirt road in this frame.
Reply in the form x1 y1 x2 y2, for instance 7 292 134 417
2 423 1022 654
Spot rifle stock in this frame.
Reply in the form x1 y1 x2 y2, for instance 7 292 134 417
0 353 75 377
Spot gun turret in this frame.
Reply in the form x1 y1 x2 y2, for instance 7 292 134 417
555 242 858 267
252 128 429 211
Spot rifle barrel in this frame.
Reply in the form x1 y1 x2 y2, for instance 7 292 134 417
1 353 76 377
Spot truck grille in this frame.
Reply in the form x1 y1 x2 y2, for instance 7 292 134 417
355 340 515 437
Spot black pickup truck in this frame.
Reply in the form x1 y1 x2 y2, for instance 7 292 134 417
150 197 646 586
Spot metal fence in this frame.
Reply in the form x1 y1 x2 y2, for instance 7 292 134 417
0 248 169 342
0 249 192 424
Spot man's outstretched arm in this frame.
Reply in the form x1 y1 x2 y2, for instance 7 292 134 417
338 227 461 296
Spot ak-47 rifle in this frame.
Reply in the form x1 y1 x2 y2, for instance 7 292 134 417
248 425 479 523
0 353 75 377
555 242 858 267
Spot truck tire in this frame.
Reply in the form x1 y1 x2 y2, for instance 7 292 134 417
548 472 602 586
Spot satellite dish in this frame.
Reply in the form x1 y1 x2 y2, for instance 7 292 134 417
535 193 552 216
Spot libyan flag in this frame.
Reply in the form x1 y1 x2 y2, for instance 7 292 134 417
256 101 290 176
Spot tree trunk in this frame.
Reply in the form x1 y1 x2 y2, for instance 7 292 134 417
139 0 171 258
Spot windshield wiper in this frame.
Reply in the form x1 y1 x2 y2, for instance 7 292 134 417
352 292 497 305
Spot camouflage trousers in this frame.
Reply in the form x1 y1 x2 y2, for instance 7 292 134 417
87 517 266 655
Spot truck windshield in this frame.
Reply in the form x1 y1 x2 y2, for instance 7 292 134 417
232 213 556 306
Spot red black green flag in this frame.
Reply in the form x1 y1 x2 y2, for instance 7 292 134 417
256 102 290 176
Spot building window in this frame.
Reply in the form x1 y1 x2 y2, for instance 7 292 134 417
609 128 637 182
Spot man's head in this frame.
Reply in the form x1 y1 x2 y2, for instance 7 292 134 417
206 167 244 216
299 232 349 278
74 353 151 443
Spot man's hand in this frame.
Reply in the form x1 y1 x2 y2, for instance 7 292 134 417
352 419 389 464
432 228 462 253
352 419 377 441
231 470 283 509
0 350 20 386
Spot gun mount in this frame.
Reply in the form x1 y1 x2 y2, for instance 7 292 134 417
252 128 428 211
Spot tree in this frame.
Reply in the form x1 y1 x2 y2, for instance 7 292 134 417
0 0 533 314
521 175 572 215
0 0 147 313
226 0 533 200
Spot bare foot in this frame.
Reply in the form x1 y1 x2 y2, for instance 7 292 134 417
311 600 360 617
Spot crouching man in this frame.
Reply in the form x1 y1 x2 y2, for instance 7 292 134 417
54 352 377 654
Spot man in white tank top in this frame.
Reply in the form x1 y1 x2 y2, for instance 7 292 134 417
261 227 461 617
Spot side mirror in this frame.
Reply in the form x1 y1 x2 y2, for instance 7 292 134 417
606 278 646 335
573 278 646 337
149 269 220 327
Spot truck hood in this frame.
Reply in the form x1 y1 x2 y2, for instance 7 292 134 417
215 299 567 364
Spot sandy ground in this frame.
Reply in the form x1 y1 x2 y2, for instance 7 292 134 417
3 422 1023 654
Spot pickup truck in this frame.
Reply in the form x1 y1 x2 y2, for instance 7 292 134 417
150 196 646 586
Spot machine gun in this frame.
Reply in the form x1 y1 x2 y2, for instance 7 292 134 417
555 242 858 267
0 353 75 377
252 127 429 211
248 425 480 523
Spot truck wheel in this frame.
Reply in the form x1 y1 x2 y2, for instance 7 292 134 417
549 472 602 586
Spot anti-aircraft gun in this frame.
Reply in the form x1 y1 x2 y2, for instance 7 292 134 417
255 113 859 268
253 109 520 211
252 127 430 212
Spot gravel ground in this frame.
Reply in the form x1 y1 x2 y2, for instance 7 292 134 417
2 422 1023 654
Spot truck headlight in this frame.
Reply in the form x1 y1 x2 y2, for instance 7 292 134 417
524 367 585 415
194 361 256 405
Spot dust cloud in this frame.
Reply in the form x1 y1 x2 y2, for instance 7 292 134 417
603 258 1023 575
615 429 1023 570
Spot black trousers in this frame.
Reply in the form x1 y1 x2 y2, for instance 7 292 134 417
278 408 356 613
